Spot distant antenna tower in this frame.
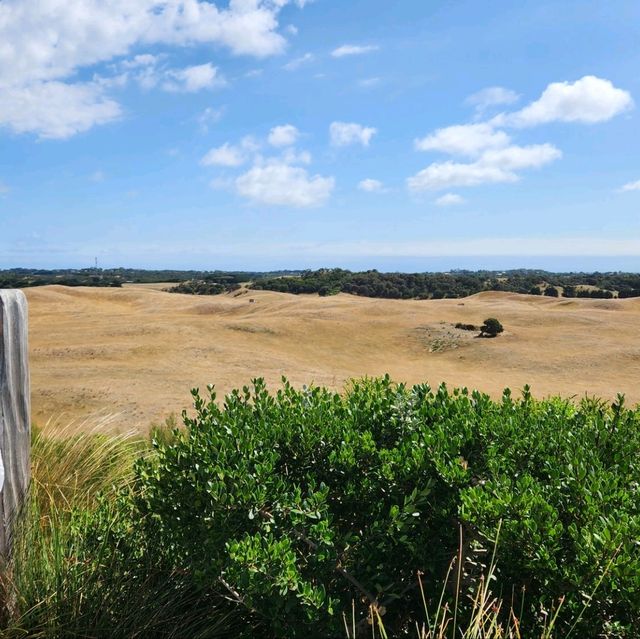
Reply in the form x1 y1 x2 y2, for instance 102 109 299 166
94 257 98 270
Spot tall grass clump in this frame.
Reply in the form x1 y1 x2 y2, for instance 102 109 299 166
1 417 235 638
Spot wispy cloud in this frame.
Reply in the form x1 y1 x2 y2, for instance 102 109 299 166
197 106 225 132
358 77 381 89
435 193 465 206
619 179 640 192
466 86 520 116
283 53 314 71
358 178 384 192
331 44 379 58
163 63 225 92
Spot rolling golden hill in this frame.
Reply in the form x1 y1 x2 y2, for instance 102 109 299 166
25 284 640 432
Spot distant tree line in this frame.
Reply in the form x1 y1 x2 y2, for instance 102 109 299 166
0 268 295 290
250 268 640 300
3 267 640 300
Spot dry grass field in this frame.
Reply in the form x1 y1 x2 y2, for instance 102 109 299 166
25 284 640 432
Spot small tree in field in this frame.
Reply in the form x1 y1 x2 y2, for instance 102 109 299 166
480 317 504 338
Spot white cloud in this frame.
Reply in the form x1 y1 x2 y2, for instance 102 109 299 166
163 63 224 92
268 124 299 147
466 86 520 115
358 77 381 89
283 53 314 70
501 76 633 127
0 181 9 195
0 81 121 139
89 170 106 182
285 24 298 35
358 178 384 192
330 121 377 147
414 123 510 157
201 143 246 167
620 179 640 192
120 54 161 70
197 106 224 132
435 193 465 206
408 143 561 191
0 0 305 138
0 0 293 88
235 162 334 207
331 44 379 58
408 162 517 191
282 148 312 165
479 143 562 170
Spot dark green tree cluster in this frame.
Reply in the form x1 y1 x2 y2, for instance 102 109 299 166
479 318 504 337
250 268 640 300
167 280 241 295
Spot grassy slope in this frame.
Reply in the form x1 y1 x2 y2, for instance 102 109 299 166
25 285 640 433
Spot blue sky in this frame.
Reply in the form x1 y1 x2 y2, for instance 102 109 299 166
1 0 639 271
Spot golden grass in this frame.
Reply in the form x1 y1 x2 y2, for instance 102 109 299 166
25 285 640 432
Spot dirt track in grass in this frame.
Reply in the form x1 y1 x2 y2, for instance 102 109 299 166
25 284 640 432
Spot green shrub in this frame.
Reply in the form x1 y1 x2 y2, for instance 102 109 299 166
479 318 504 337
121 379 640 638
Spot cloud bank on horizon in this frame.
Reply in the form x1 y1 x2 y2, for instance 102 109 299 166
0 0 638 268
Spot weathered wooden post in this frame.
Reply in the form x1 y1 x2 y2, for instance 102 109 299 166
0 290 30 558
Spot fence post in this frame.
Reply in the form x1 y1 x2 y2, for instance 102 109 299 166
0 290 31 558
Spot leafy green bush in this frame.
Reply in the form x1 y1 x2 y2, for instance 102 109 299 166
119 379 640 638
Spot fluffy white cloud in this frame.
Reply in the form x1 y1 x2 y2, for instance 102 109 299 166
408 143 561 191
408 162 517 191
163 63 224 92
0 0 304 138
435 193 465 206
330 121 377 147
479 143 562 170
501 76 633 127
620 179 640 192
201 143 246 167
414 123 510 157
235 162 334 207
358 178 384 192
268 124 299 147
0 81 121 139
466 86 520 114
331 44 379 58
0 0 293 87
283 53 314 70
